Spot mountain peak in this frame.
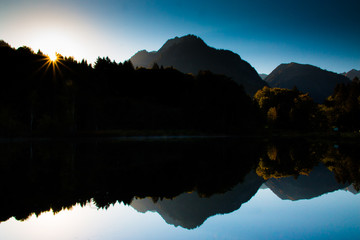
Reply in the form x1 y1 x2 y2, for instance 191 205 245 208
158 34 206 53
345 69 360 80
130 35 266 95
176 34 203 42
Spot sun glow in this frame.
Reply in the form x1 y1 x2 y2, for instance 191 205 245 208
48 52 58 62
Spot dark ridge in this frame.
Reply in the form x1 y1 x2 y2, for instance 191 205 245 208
130 34 267 95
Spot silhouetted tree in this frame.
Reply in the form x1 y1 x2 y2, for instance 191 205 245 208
321 80 360 131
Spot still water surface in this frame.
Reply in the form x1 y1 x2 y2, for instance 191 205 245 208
0 138 359 239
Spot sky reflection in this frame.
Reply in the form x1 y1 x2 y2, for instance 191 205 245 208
1 189 359 240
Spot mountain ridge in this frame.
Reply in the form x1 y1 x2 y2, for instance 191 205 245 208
265 62 351 102
130 34 267 95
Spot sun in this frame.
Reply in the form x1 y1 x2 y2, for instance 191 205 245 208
48 52 58 62
37 51 65 78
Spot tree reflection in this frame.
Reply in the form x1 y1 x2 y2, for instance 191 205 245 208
0 139 359 225
0 138 262 222
256 140 320 179
322 144 360 191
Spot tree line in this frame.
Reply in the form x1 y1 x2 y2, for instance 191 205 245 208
0 40 260 136
254 79 360 133
0 40 359 136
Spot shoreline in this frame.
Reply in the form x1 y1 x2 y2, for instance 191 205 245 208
0 130 359 142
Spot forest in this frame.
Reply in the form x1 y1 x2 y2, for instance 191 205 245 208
0 40 359 137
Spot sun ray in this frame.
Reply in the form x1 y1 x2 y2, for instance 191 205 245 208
34 50 75 82
36 53 62 78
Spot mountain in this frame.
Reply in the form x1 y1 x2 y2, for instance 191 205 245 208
130 34 267 95
259 73 268 80
131 171 264 229
265 164 349 200
345 69 360 80
265 62 351 102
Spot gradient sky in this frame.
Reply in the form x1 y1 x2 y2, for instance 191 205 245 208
0 0 359 74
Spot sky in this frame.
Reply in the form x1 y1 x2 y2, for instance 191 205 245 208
0 0 359 74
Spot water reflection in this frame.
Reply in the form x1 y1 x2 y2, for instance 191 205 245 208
131 171 264 229
0 138 359 229
265 164 350 200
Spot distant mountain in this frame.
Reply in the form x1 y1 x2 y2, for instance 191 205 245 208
265 62 351 102
345 184 359 194
131 171 264 229
130 34 267 95
345 69 360 80
259 73 268 80
265 164 349 200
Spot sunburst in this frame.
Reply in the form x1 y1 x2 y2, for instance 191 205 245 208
37 52 66 78
48 52 58 62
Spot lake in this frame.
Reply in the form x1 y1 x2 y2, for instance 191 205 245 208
0 137 359 239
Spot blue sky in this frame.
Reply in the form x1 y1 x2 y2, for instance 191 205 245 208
0 0 359 74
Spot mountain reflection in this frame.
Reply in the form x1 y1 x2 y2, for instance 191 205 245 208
265 164 349 200
0 138 359 228
131 171 264 229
